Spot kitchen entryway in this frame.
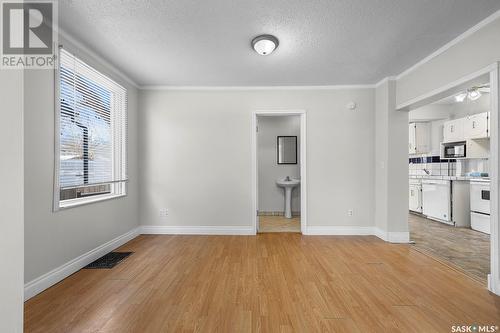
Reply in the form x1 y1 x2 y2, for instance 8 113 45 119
407 77 492 287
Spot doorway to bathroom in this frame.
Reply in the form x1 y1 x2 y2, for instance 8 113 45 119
252 110 307 234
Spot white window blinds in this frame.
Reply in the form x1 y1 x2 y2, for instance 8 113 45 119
56 48 127 207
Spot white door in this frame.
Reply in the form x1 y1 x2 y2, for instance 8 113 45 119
465 112 489 139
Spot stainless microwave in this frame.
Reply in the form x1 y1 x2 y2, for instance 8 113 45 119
442 141 466 159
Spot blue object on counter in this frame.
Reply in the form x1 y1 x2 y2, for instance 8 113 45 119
467 172 489 177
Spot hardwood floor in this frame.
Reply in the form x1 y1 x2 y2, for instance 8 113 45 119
259 216 301 232
409 213 490 283
25 234 500 332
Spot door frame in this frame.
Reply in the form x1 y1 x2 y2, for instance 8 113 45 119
396 62 500 295
252 110 307 234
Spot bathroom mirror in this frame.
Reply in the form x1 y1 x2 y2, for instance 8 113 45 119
277 136 297 164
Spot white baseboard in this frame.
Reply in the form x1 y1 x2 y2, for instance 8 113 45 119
140 225 255 235
305 226 410 243
24 227 140 301
304 226 374 236
374 228 410 243
24 224 409 301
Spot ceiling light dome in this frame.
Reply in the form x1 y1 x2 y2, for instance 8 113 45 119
252 35 279 56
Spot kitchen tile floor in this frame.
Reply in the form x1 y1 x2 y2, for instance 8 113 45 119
259 216 301 233
409 213 490 284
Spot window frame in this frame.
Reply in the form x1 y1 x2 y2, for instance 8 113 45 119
53 47 128 211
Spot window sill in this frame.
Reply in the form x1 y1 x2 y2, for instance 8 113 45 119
56 193 127 211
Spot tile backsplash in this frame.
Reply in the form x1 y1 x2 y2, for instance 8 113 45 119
409 155 489 176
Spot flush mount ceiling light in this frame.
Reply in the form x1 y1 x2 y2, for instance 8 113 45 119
454 85 490 102
252 35 279 56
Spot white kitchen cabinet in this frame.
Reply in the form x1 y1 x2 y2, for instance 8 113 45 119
409 180 422 213
443 118 464 143
408 122 430 155
464 112 489 139
443 112 490 142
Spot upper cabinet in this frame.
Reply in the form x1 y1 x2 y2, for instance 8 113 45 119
464 112 489 139
443 112 489 143
443 119 464 143
409 122 430 155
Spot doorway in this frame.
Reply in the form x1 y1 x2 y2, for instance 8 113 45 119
399 64 499 293
407 81 491 283
252 110 307 234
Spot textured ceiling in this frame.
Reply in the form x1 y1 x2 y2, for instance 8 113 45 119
59 0 500 86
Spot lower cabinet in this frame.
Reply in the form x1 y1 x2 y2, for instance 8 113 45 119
409 180 422 213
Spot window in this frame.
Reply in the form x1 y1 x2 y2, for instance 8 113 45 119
54 48 127 209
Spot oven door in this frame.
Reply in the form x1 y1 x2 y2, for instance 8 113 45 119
470 181 490 214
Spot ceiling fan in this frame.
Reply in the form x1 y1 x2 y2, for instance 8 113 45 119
454 84 490 102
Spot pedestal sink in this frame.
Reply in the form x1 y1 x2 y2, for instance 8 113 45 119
276 177 300 218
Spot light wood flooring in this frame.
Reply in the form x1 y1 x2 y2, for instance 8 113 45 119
258 215 301 233
25 234 500 332
409 213 490 283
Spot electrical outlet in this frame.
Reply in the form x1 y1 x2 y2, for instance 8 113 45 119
347 209 354 217
159 208 168 217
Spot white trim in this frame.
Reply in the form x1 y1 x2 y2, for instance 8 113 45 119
139 225 410 243
489 63 500 295
396 63 498 111
396 9 500 80
58 193 127 209
252 110 307 234
24 227 140 301
139 85 375 91
58 28 139 89
305 226 374 236
375 76 397 88
52 48 61 212
140 225 254 235
374 228 410 243
305 226 410 243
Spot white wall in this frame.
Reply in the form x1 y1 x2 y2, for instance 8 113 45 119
375 80 409 239
258 116 300 213
374 83 389 233
139 88 375 230
397 14 500 106
0 70 24 332
409 104 452 122
23 36 140 285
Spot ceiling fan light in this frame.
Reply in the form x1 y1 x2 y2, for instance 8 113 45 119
454 93 467 103
468 89 482 101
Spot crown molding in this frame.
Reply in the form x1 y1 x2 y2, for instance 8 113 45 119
139 84 376 91
57 8 500 90
396 9 500 80
58 28 139 89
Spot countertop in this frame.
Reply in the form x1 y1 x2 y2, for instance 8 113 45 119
409 175 490 182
